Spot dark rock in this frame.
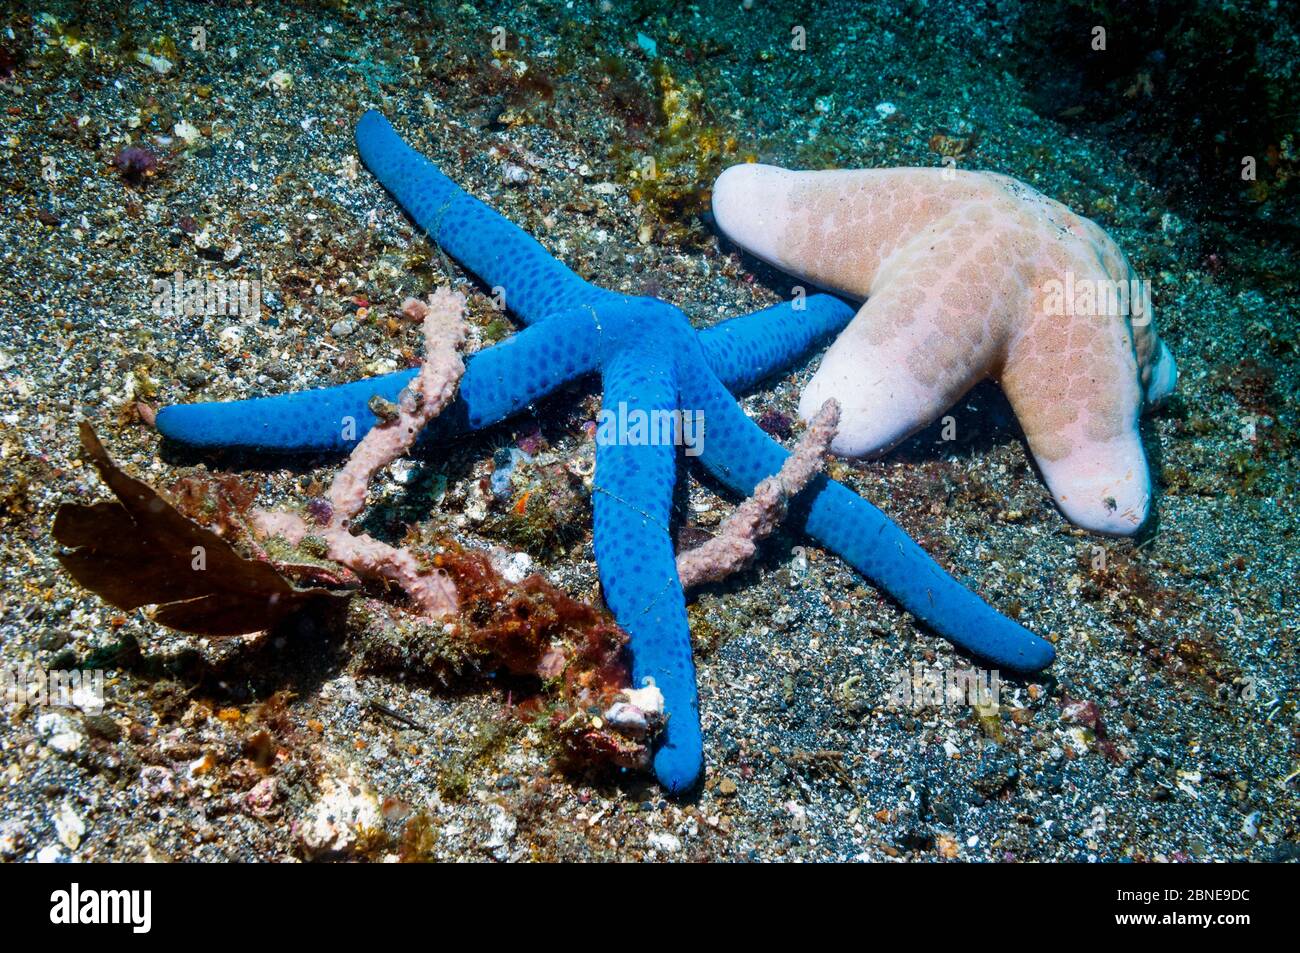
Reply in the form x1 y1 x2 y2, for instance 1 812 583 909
972 754 1019 797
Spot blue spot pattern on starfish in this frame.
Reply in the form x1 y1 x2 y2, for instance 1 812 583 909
156 111 1055 793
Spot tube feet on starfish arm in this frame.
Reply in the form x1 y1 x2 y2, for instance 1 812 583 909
711 162 1178 536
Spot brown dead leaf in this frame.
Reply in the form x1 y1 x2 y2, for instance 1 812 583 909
53 421 348 636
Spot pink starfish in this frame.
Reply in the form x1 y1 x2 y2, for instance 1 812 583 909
712 164 1177 535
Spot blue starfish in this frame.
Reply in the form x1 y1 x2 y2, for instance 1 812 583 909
156 111 1054 793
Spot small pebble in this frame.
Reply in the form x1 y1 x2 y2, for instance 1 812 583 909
647 832 681 853
501 163 530 185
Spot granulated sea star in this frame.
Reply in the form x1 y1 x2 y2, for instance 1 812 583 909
712 164 1177 536
156 112 1054 792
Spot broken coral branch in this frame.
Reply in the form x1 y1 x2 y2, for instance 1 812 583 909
676 398 840 588
250 288 467 618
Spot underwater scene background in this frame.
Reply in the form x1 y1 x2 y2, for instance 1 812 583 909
0 0 1295 862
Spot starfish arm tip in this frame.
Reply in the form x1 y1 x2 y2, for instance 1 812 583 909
653 739 704 794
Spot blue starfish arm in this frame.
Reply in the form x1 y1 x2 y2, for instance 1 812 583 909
155 365 416 451
591 345 701 793
153 297 845 451
154 306 601 451
802 480 1055 671
356 111 614 325
698 294 854 393
679 353 1056 673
